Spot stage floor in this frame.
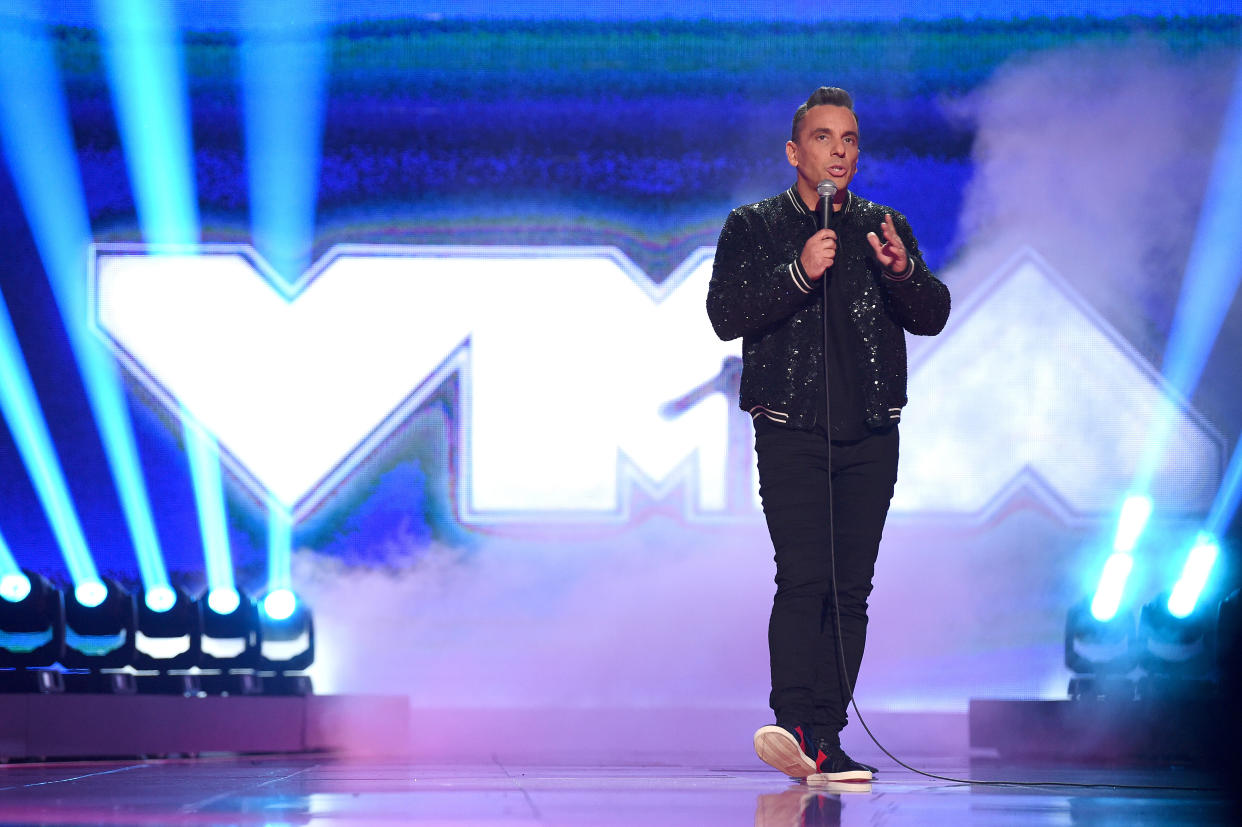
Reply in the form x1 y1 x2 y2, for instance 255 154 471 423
0 753 1231 825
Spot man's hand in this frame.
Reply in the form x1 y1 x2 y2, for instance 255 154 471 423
867 213 908 276
800 229 839 280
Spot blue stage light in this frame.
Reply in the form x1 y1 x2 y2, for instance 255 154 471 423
261 588 297 622
143 584 177 613
207 587 241 617
135 584 199 668
74 580 109 609
0 573 31 604
199 587 262 694
1167 532 1219 620
0 570 65 689
64 577 134 662
257 589 314 694
1138 593 1215 680
0 7 172 605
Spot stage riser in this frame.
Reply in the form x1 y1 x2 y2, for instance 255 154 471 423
969 698 1219 764
0 694 408 760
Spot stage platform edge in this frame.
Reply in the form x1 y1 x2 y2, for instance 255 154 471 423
0 693 409 761
969 696 1220 764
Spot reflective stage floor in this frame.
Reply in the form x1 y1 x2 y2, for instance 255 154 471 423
0 753 1232 826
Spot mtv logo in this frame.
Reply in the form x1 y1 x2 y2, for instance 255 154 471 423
90 244 1220 526
90 244 742 522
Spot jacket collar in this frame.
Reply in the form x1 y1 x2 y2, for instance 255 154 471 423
785 185 853 220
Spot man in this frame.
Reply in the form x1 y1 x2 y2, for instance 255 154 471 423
706 87 950 782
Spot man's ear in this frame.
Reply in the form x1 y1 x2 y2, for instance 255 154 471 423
785 140 798 168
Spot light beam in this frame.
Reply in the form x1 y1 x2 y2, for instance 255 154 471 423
96 0 235 599
0 1 170 600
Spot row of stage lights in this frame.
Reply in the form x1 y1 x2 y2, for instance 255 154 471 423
1068 511 1236 700
0 571 313 696
1065 586 1238 701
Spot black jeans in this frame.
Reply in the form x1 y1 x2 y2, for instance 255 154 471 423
754 417 899 738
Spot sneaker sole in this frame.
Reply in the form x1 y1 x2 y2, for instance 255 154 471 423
806 778 873 793
753 726 816 778
806 768 872 783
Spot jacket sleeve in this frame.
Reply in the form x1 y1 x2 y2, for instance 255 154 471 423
706 208 817 342
878 211 951 336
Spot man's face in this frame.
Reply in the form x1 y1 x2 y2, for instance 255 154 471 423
785 104 859 195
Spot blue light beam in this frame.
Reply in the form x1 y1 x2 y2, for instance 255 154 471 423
95 0 200 244
267 503 293 595
1090 494 1151 621
0 295 103 601
1135 55 1242 488
240 0 328 284
185 420 235 604
240 1 327 599
0 529 30 602
1167 532 1219 619
96 0 235 601
1206 439 1242 538
0 3 171 601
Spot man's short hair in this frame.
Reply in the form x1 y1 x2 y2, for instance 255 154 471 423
790 87 857 143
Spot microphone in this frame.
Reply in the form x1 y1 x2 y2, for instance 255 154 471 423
817 180 838 230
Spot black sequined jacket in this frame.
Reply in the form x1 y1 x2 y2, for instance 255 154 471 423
706 186 950 431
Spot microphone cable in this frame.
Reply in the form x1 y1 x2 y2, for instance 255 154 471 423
814 190 1216 793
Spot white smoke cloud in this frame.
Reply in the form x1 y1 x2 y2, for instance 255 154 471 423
294 520 774 710
945 40 1236 365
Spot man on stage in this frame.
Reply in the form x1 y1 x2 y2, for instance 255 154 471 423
706 86 951 782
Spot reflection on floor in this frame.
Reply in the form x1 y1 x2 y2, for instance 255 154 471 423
0 753 1232 826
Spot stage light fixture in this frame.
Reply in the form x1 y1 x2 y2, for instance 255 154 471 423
1136 591 1216 682
258 589 314 695
134 584 201 694
198 587 262 694
62 576 137 692
1064 597 1137 699
0 569 65 691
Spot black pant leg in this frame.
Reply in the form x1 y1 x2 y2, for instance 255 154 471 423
812 427 899 735
755 421 832 729
755 417 898 736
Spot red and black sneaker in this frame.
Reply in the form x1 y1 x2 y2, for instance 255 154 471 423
806 739 873 783
753 724 818 778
